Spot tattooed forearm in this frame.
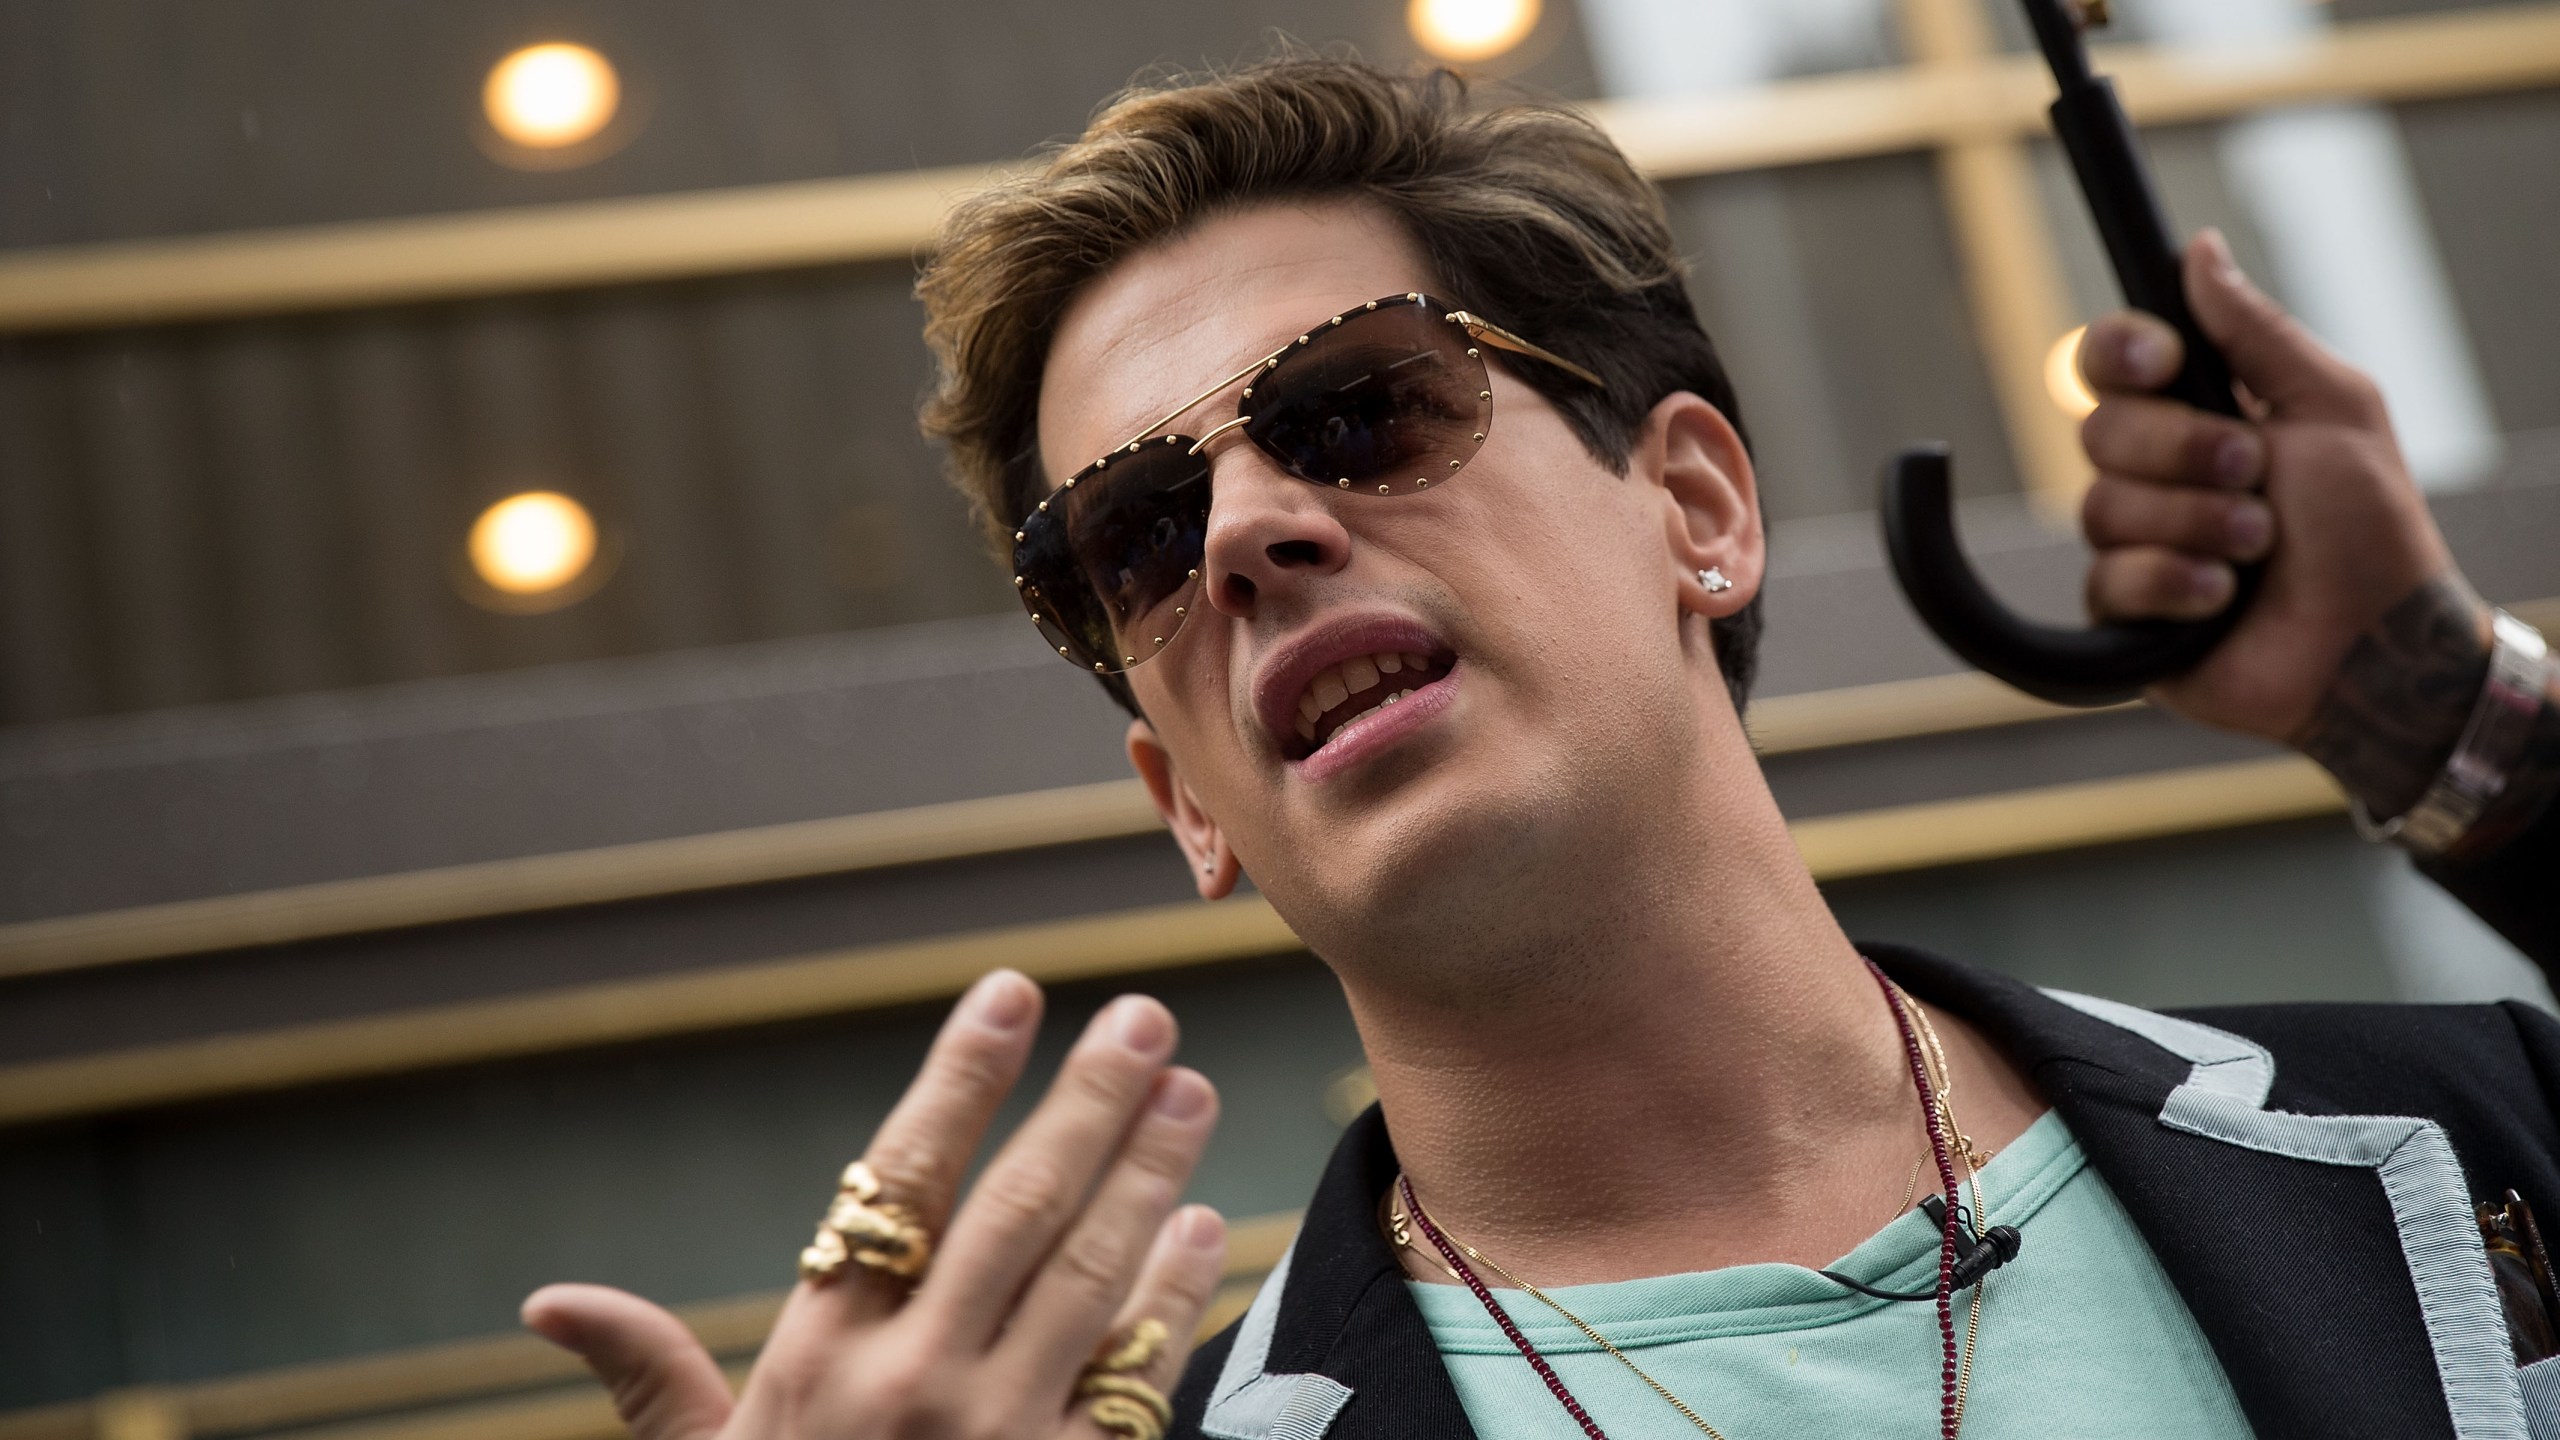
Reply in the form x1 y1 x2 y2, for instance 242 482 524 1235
2293 575 2492 822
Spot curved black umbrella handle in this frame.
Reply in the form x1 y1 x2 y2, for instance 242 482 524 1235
1878 0 2257 706
1882 445 2259 705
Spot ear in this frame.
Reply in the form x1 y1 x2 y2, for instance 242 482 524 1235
1636 392 1763 618
1127 718 1239 900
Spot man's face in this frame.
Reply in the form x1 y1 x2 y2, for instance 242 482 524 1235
1038 199 1761 974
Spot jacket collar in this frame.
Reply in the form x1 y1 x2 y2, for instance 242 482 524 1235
1193 947 2506 1440
1196 1099 1475 1439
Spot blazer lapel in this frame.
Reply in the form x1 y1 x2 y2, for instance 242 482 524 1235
1191 944 2524 1439
1193 1107 1478 1439
1875 943 2518 1440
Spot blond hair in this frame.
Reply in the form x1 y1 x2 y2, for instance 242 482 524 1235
918 56 1761 711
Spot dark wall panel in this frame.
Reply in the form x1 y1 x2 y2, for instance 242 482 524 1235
0 0 1601 249
0 263 1021 725
0 0 1612 727
0 817 2422 1407
1668 154 2022 525
0 954 1372 1403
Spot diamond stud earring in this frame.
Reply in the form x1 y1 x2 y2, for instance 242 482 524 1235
1699 567 1733 594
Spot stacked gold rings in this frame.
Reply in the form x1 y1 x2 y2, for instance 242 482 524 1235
799 1161 933 1283
1078 1319 1173 1440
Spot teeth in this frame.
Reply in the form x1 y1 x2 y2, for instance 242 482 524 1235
1291 650 1444 751
1312 671 1349 713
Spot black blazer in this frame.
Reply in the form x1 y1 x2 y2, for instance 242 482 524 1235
1171 946 2560 1439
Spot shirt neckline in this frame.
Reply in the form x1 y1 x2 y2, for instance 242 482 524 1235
1411 1108 2081 1352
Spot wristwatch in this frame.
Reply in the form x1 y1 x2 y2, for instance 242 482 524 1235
2354 609 2551 858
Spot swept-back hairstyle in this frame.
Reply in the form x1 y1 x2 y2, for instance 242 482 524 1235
918 55 1761 714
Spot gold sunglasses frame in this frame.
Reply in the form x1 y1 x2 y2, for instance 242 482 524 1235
1014 291 1605 674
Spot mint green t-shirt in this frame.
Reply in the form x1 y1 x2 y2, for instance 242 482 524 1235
1412 1111 2254 1437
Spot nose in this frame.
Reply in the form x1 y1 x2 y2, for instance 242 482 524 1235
1199 445 1350 619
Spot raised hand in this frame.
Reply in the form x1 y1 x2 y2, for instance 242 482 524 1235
2075 228 2491 813
522 971 1226 1440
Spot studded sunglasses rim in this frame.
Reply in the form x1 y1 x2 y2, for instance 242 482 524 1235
1012 292 1600 675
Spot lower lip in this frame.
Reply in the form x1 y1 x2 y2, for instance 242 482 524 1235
1290 666 1459 784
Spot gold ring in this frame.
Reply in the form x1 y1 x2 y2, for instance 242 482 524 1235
798 1161 933 1283
1077 1319 1171 1440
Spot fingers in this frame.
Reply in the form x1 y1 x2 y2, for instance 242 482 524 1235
863 970 1044 1228
998 1067 1220 1398
919 994 1183 1342
523 1284 733 1440
2183 229 2384 426
2077 308 2185 397
2082 472 2273 567
2080 393 2263 493
2087 544 2236 623
1061 1206 1229 1439
785 969 1040 1334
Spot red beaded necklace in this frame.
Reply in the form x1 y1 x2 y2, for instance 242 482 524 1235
1395 958 1971 1440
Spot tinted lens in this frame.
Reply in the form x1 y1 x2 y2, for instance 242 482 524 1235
1243 300 1490 497
1013 436 1210 673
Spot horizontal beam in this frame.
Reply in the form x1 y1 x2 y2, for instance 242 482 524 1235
0 778 1165 982
0 1214 1302 1440
0 894 1300 1128
0 752 2348 1128
14 593 2554 982
1 5 2554 331
1745 668 2127 755
1607 2 2560 175
1791 753 2337 880
0 164 1004 334
0 671 2103 981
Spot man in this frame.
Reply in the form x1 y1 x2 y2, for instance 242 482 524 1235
522 59 2560 1439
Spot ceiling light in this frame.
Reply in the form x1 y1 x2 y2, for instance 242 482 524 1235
484 43 619 150
469 492 597 597
1408 0 1542 63
2045 325 2099 418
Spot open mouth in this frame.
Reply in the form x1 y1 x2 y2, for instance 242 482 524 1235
1284 648 1455 761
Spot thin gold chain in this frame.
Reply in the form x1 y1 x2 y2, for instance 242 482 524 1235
1392 1190 1733 1440
1387 983 2005 1439
1891 1154 1925 1225
1888 982 1997 1429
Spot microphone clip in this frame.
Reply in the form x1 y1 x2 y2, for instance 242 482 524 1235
1818 1194 2024 1303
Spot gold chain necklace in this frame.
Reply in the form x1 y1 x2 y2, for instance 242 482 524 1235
1390 1187 1735 1440
1388 983 2003 1438
1887 980 1997 1427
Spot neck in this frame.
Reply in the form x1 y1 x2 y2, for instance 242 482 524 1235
1333 740 2025 1286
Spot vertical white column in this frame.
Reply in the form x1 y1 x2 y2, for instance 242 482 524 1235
1575 0 1889 102
2139 0 2502 489
1574 0 1776 98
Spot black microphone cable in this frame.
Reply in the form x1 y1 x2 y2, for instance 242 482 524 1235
1819 1195 2023 1302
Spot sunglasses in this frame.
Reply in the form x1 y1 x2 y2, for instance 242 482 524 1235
1013 292 1604 675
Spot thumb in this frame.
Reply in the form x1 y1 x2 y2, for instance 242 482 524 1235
2184 228 2382 427
524 1283 734 1440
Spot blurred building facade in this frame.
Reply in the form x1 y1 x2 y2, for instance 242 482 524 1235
2 0 2558 1435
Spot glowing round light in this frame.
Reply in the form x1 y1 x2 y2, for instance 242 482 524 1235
2045 325 2099 418
483 43 619 149
1408 0 1542 62
469 492 597 595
